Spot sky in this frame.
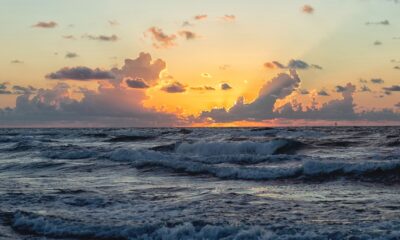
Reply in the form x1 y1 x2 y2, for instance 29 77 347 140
0 0 399 127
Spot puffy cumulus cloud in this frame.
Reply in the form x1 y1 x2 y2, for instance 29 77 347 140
0 83 179 127
264 59 322 70
65 52 78 58
178 30 199 40
146 27 177 49
191 86 215 91
383 85 400 92
371 78 384 84
46 67 115 80
83 34 118 42
161 82 186 93
32 21 57 28
114 52 166 86
302 5 314 14
200 70 300 122
221 15 236 22
366 20 390 25
125 78 149 89
221 83 232 90
198 72 399 123
194 14 208 20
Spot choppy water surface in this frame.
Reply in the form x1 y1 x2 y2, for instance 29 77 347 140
0 127 399 239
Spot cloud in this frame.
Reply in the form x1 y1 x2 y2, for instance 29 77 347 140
359 79 368 83
366 20 390 25
373 40 382 46
46 67 115 80
0 83 179 127
219 65 231 71
360 85 371 92
10 60 23 64
200 70 300 122
383 85 400 92
221 83 232 90
63 35 75 40
302 5 314 14
221 15 236 22
12 85 37 95
0 90 12 95
125 78 149 89
146 27 177 49
83 34 118 42
191 86 215 91
394 66 400 70
114 52 166 86
371 78 384 84
161 82 186 93
178 30 199 40
65 52 78 59
395 102 400 108
335 84 355 93
108 20 119 26
194 14 208 20
264 59 322 70
32 21 57 28
318 90 330 96
298 89 310 95
201 73 212 78
0 82 9 90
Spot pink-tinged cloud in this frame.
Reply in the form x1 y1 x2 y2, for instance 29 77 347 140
221 15 236 22
302 5 314 14
146 27 177 49
194 14 208 20
32 21 57 28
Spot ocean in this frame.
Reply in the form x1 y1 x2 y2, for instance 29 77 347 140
0 127 399 239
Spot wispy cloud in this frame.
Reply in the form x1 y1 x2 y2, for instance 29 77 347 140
32 21 57 28
83 34 118 42
146 27 177 49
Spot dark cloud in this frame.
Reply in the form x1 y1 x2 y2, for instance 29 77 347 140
191 86 215 91
335 84 356 93
318 90 330 96
146 27 177 49
383 85 400 92
178 30 199 40
264 59 322 70
395 102 400 108
10 60 23 64
302 5 314 14
298 89 310 95
125 78 149 89
83 34 118 42
394 66 400 70
373 41 382 46
46 67 115 80
221 83 232 90
0 82 9 90
366 20 390 25
194 15 208 20
371 78 384 84
32 21 57 28
65 52 78 58
360 85 371 92
161 82 186 93
12 85 37 95
0 90 12 95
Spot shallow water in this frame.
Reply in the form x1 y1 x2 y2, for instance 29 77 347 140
0 127 399 239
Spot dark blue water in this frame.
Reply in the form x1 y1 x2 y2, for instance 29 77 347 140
0 127 399 239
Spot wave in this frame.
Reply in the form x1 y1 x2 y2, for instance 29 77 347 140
176 139 305 156
106 135 156 142
108 148 400 181
5 211 400 240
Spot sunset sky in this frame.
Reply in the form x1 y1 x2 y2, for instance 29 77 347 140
0 0 399 127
